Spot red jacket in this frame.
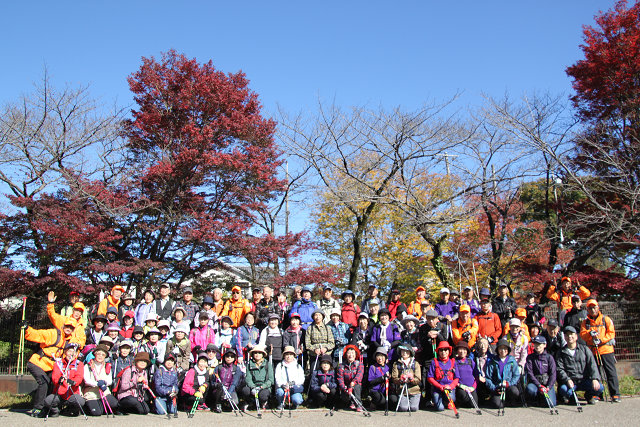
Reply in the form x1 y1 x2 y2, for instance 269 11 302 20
52 357 84 397
341 302 361 327
476 311 502 342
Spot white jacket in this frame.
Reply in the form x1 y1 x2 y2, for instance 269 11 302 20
83 360 113 400
275 360 304 387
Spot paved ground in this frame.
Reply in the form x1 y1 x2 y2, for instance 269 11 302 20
2 397 640 426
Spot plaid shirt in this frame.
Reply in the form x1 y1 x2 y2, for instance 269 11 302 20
175 300 200 323
337 360 364 391
329 321 351 357
305 322 335 353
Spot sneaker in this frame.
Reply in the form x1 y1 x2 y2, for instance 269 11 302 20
587 397 598 405
173 411 179 418
349 403 356 411
197 403 209 411
214 404 222 413
30 409 42 418
612 395 621 402
355 406 362 413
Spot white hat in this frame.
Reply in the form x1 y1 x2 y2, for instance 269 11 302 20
440 287 450 294
174 323 190 335
509 318 521 327
145 313 158 322
157 320 171 329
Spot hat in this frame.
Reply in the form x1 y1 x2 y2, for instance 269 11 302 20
374 346 388 357
415 286 426 292
132 325 144 335
436 341 452 352
119 339 133 348
106 323 120 332
341 290 355 299
72 302 85 312
515 308 527 317
173 323 189 335
532 335 547 345
63 318 76 327
172 306 186 316
342 344 361 359
249 344 268 356
133 351 151 365
378 308 391 318
252 287 262 294
197 352 209 361
529 321 542 330
219 315 234 326
329 308 341 318
547 319 559 327
64 342 79 351
98 336 113 346
231 285 242 293
454 341 470 352
92 314 107 324
425 309 439 318
368 284 378 289
107 307 118 315
290 312 301 319
164 353 176 362
122 293 135 301
223 347 237 358
440 287 450 294
421 300 431 306
157 319 171 329
526 292 536 298
268 313 280 321
391 288 401 294
586 299 598 308
463 286 473 291
145 327 162 337
206 343 219 352
358 312 369 319
508 318 521 327
143 288 156 299
563 326 577 334
93 345 110 355
112 285 125 293
202 295 214 305
123 310 135 319
302 285 314 293
479 287 491 296
311 309 325 319
459 304 471 313
496 339 511 351
571 294 581 301
322 285 332 291
480 297 491 303
182 286 193 294
145 313 158 323
401 315 419 328
561 276 571 283
282 346 296 356
159 283 171 289
198 311 210 321
397 344 414 356
368 298 380 306
450 289 460 296
319 354 333 365
69 291 80 297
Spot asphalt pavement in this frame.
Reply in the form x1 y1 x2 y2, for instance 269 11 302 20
2 397 639 427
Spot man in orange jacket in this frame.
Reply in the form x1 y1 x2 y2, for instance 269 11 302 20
580 299 620 402
97 285 124 316
546 277 590 323
407 286 429 319
222 285 251 328
46 291 86 347
476 294 502 347
23 318 82 417
451 304 479 348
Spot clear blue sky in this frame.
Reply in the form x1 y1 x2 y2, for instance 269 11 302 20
0 0 614 237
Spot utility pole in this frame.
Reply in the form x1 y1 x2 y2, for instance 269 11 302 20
437 153 458 175
284 161 290 274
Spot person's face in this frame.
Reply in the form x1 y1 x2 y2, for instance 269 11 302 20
463 289 473 299
159 327 170 336
527 297 535 305
499 286 508 296
123 299 133 307
497 347 509 358
183 292 193 302
510 325 521 335
321 362 331 372
225 354 235 364
146 320 157 329
134 333 143 341
213 289 222 301
108 330 119 338
202 303 212 311
284 353 295 363
358 318 368 328
70 294 79 304
124 317 133 325
94 351 106 363
530 327 540 338
290 317 300 327
269 318 279 328
438 348 450 359
175 310 184 321
197 359 207 370
562 281 572 291
391 293 400 301
135 360 148 370
574 300 582 309
427 316 438 327
375 354 386 365
400 349 411 360
209 350 219 360
565 332 578 345
370 305 380 315
107 313 117 321
441 292 449 302
478 339 489 354
588 305 600 317
344 295 353 304
380 313 389 324
346 349 356 362
323 289 332 299
263 287 273 299
330 314 340 324
72 309 82 320
302 291 311 300
232 290 241 300
112 289 123 300
164 359 175 369
199 318 209 327
278 293 286 303
253 352 264 362
149 334 159 343
160 287 170 297
245 314 255 326
534 343 546 354
457 348 468 359
547 325 559 337
405 320 416 331
94 320 105 330
144 292 154 303
253 291 262 301
481 301 491 312
460 311 470 322
313 313 323 324
221 320 231 329
65 348 76 359
417 290 425 299
294 288 301 298
174 331 186 341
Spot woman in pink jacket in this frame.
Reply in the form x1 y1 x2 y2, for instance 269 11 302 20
116 352 152 414
189 312 217 356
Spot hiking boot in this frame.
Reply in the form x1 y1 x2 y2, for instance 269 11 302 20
197 403 209 411
214 404 222 413
612 395 621 402
587 396 598 405
30 409 42 418
560 396 570 405
349 403 356 411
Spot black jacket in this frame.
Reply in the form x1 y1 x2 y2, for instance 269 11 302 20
492 296 517 326
555 343 600 384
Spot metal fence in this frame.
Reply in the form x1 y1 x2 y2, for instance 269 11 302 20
1 299 639 374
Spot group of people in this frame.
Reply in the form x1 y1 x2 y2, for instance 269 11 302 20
22 276 621 419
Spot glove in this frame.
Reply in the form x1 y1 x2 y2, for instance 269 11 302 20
20 320 29 329
462 331 471 341
194 391 203 399
97 380 107 391
347 387 353 395
198 385 207 393
251 387 260 395
67 379 76 386
593 338 601 346
487 337 494 344
172 347 181 355
539 386 548 394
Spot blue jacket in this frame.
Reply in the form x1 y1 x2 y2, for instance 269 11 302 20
310 368 337 393
154 365 179 397
214 362 244 394
485 355 520 391
290 300 317 329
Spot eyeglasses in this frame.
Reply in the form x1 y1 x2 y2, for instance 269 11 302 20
232 291 241 294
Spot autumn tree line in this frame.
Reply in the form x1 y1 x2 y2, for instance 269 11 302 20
1 1 639 307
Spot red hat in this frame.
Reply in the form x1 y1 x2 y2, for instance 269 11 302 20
112 285 125 293
415 286 426 292
342 344 361 359
436 341 452 352
561 277 571 283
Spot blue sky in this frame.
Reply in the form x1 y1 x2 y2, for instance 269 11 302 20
0 0 615 236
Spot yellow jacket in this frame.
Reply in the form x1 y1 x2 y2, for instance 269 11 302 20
47 303 86 347
221 298 251 327
25 327 79 372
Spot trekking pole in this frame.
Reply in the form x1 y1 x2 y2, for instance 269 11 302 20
462 386 482 415
395 383 406 415
278 389 286 418
172 395 178 418
349 391 371 417
306 356 318 397
594 342 609 403
254 389 262 419
287 388 292 418
75 395 88 420
384 376 389 416
571 388 583 413
444 388 459 419
98 388 114 418
17 296 27 376
543 390 558 415
498 386 506 416
518 374 528 408
188 396 200 418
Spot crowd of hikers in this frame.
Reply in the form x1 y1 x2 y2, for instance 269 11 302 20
21 276 621 419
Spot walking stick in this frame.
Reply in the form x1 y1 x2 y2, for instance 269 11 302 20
461 386 482 415
17 296 27 376
444 388 459 419
543 390 558 415
572 388 583 413
394 383 406 415
214 372 242 417
594 342 610 403
405 382 412 416
172 395 178 418
349 391 371 417
284 366 293 418
384 376 389 416
188 395 200 418
255 389 262 419
305 356 318 396
498 386 506 416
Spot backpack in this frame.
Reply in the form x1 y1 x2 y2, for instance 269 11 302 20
111 365 130 394
434 358 455 381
